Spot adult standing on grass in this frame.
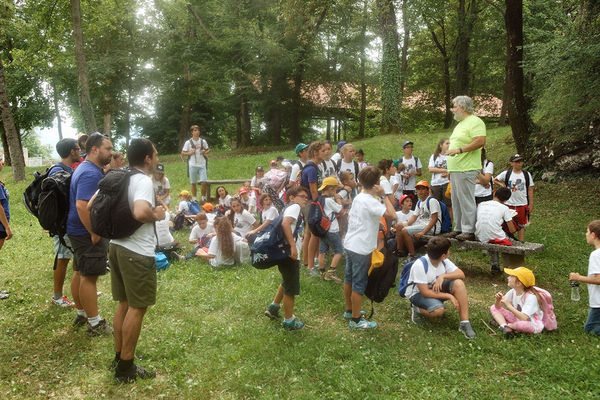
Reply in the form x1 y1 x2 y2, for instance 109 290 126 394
67 133 114 336
181 125 210 201
445 95 486 241
108 138 165 383
49 138 81 307
0 155 13 299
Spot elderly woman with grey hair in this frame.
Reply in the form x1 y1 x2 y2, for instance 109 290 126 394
444 95 486 241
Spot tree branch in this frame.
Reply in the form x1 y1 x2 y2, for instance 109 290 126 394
187 4 217 41
482 0 505 16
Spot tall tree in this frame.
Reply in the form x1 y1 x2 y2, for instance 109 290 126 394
376 0 402 134
70 0 97 133
455 0 478 95
0 56 25 181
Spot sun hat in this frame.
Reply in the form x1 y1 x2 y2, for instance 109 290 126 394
295 143 309 155
504 267 535 288
318 176 339 191
415 180 430 189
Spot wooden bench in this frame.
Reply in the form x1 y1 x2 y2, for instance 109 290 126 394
204 179 251 201
421 235 545 270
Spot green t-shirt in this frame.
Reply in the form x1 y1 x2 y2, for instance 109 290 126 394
447 115 486 172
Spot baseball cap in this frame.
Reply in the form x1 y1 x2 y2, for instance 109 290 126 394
402 141 414 149
398 194 410 206
295 143 309 155
270 160 278 167
155 163 165 174
336 141 347 151
202 203 214 213
179 190 190 197
318 176 339 191
510 154 524 162
255 166 264 171
238 187 249 194
504 267 535 288
415 180 430 189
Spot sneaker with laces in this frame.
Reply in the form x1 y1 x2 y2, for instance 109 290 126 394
264 304 282 320
343 310 366 320
500 325 515 339
52 295 75 307
458 321 476 339
349 317 377 329
73 314 87 327
86 319 114 336
323 269 342 283
282 318 305 331
411 305 424 325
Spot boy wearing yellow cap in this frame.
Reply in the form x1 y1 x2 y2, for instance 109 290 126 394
317 177 344 283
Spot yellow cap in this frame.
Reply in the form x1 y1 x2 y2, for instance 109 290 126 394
504 267 535 288
318 176 339 191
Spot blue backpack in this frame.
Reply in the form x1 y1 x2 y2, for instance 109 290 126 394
187 200 201 215
398 257 446 297
155 252 169 271
418 196 451 234
250 207 303 269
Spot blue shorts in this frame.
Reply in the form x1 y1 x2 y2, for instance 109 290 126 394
585 307 600 335
189 165 207 183
409 279 455 312
53 235 73 259
344 249 370 295
319 231 343 255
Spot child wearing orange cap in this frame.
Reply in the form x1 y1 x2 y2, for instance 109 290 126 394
490 267 544 338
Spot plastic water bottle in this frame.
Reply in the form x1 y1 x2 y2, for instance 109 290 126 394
570 281 580 302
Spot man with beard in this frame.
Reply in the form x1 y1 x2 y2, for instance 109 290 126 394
67 133 114 336
445 96 486 241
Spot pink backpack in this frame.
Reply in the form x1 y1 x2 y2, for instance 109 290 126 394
527 286 557 331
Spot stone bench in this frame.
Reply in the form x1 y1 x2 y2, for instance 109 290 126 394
421 235 545 271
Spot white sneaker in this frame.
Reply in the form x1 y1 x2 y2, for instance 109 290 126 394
52 295 75 307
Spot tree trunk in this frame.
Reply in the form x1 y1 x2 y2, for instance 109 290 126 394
239 91 251 148
358 0 368 139
52 81 63 140
0 127 10 166
326 118 331 141
70 0 97 133
455 0 477 95
427 23 453 129
124 82 132 146
0 57 26 181
400 0 411 97
505 0 530 154
499 48 510 127
376 0 402 134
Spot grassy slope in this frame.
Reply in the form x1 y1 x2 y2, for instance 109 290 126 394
0 127 599 399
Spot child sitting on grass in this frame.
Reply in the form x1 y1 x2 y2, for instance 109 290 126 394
395 194 415 227
343 166 396 329
177 190 193 214
569 219 600 335
490 267 544 338
216 186 232 209
245 193 279 244
226 197 258 238
264 185 309 330
195 217 246 267
404 236 476 339
186 213 216 259
316 177 344 283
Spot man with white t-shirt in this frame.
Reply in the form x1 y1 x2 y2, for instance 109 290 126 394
399 141 422 208
181 125 210 201
108 138 166 383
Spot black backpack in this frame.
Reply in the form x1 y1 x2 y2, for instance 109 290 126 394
37 170 72 239
306 195 332 238
364 239 399 318
335 159 360 181
90 168 144 239
22 163 70 218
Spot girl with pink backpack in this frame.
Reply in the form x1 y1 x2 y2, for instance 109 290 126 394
490 267 557 338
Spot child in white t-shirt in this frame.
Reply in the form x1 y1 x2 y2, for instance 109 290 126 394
494 154 534 241
316 177 344 283
186 213 216 259
215 186 232 209
490 267 544 338
428 138 451 212
336 171 355 237
225 197 258 238
245 194 279 244
475 148 494 204
406 236 475 338
238 186 257 214
395 195 415 227
391 161 406 206
343 166 396 330
195 217 245 267
377 159 397 205
152 163 171 207
177 190 192 214
475 186 517 244
569 220 600 336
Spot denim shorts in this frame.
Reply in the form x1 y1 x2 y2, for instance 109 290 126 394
319 231 343 255
405 224 435 236
189 165 207 183
344 249 370 295
585 307 600 335
53 235 73 259
409 279 455 312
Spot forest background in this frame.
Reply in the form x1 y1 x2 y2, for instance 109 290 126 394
0 0 599 182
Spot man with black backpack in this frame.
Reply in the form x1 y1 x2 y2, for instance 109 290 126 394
106 138 165 383
181 125 210 201
48 138 81 307
67 133 113 336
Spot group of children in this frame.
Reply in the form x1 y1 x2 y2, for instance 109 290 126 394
140 139 599 338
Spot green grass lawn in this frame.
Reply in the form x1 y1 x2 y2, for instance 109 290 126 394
1 127 599 399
